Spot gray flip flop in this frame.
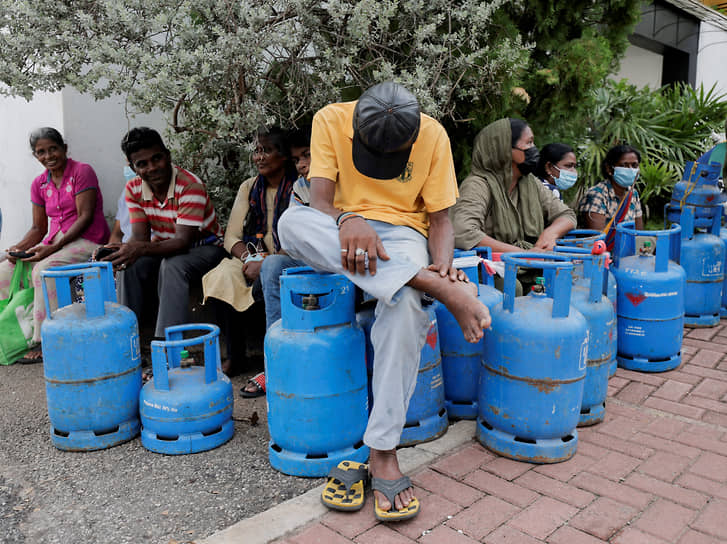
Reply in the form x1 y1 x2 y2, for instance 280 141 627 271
372 476 420 521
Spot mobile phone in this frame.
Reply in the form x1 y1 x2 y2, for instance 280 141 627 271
9 250 35 259
95 246 116 260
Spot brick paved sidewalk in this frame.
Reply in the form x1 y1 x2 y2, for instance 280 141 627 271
276 325 727 544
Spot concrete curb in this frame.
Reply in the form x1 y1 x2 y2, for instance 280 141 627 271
200 420 477 544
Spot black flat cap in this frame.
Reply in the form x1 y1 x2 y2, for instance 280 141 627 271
352 82 420 180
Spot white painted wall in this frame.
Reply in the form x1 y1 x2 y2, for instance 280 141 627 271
0 89 164 250
61 88 165 227
612 44 664 89
696 22 727 97
0 92 64 249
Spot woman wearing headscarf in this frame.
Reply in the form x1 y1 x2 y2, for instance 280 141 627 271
452 118 576 254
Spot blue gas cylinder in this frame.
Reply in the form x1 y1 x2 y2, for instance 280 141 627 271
140 324 233 454
266 267 368 477
40 262 141 451
678 207 725 327
478 254 588 463
555 241 617 377
434 248 503 420
669 161 724 226
553 248 615 426
721 225 727 318
612 222 686 371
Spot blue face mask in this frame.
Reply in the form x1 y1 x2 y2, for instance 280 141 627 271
123 165 137 182
612 166 639 188
554 166 578 191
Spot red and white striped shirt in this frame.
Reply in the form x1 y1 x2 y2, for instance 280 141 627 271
125 166 223 241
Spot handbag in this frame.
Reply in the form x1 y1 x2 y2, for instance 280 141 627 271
0 261 35 365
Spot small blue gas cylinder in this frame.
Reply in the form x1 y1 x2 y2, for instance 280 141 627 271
553 248 615 426
41 262 141 451
434 248 503 420
613 222 686 372
678 207 725 328
265 268 368 477
140 324 233 454
479 254 588 463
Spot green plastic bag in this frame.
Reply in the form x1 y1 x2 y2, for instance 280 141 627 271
0 261 35 365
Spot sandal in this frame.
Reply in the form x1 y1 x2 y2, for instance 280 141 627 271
18 348 43 365
240 372 266 398
321 461 369 512
372 476 420 522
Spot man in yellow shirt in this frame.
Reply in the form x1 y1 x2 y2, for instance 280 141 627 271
278 82 490 521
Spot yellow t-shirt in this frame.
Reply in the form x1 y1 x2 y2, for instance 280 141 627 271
309 101 458 237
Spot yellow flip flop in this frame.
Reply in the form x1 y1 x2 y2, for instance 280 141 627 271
320 461 369 512
372 476 420 522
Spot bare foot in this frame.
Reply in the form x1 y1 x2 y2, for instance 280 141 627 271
410 269 491 343
369 449 414 511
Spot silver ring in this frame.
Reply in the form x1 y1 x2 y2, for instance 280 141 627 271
120 263 127 270
341 249 348 253
355 248 365 257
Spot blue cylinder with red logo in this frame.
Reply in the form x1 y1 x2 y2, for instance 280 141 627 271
612 222 686 371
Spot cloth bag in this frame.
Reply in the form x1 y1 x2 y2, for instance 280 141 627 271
0 262 35 365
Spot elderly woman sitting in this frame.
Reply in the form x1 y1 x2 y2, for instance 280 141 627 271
203 127 298 378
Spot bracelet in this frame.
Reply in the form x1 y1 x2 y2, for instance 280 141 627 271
335 211 357 227
338 213 364 229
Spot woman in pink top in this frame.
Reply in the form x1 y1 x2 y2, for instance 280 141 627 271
0 127 110 363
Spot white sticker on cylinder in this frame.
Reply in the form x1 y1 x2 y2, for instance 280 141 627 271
131 334 141 360
625 325 645 337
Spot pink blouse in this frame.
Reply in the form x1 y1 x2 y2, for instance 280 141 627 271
30 158 110 245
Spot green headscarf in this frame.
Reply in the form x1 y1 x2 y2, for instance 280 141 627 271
463 118 544 249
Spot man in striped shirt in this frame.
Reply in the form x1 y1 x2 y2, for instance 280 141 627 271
106 127 226 338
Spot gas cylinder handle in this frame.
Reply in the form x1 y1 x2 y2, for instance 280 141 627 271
40 262 116 320
615 221 681 273
553 246 606 303
281 268 356 331
501 253 573 318
555 229 605 249
473 246 495 287
150 323 221 390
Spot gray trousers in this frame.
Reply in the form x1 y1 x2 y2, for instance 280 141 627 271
117 245 226 337
278 206 430 450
